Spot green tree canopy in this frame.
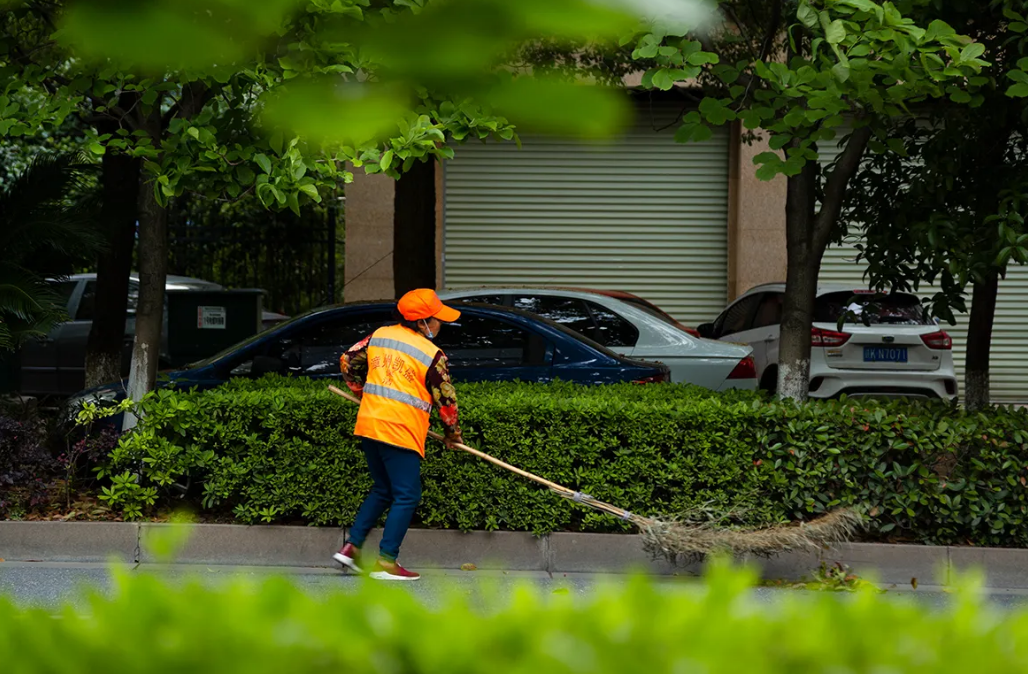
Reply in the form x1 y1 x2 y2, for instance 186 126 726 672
1 0 697 404
621 0 987 399
845 0 1028 409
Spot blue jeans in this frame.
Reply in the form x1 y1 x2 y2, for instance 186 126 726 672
347 437 422 561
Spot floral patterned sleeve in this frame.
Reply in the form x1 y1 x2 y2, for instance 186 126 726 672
340 335 372 396
426 352 460 437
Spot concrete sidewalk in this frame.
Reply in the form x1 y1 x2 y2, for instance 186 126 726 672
1 521 1024 589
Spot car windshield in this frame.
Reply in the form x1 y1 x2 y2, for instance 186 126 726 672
453 301 625 360
814 292 934 326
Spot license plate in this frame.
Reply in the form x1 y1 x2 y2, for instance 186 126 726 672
863 346 908 363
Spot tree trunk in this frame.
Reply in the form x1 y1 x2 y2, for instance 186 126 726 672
777 127 872 401
964 272 999 411
777 161 819 401
123 181 168 429
961 122 1009 411
84 151 140 388
393 159 437 296
121 85 209 429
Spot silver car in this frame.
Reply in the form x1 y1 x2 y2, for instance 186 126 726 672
439 287 757 391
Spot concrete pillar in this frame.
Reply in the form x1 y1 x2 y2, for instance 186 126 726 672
343 169 395 302
727 125 788 300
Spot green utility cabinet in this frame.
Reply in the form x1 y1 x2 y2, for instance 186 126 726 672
165 289 265 367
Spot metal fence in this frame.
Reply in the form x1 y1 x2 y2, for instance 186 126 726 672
167 196 343 317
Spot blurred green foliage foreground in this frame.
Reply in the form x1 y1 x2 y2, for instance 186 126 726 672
0 555 1021 673
3 0 711 210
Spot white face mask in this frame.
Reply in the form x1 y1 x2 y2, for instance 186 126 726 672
420 320 435 340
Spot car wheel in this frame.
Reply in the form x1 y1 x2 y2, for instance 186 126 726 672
759 367 778 394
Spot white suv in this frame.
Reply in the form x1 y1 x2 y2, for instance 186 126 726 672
698 284 958 400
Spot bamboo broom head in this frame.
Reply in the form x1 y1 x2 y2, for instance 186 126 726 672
639 508 865 563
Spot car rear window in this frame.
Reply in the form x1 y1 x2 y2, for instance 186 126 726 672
466 302 625 360
544 318 625 358
814 292 933 326
623 297 675 323
620 296 700 335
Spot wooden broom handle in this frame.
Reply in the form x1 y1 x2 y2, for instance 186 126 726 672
327 385 572 495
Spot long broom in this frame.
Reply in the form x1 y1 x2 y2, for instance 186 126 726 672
328 385 862 563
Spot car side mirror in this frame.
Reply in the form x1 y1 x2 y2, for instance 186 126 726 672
697 323 716 339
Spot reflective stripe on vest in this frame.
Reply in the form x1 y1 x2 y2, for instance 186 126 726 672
368 338 435 368
362 383 432 413
353 324 439 456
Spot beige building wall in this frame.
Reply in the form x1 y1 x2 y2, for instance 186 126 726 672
343 169 395 302
727 126 787 300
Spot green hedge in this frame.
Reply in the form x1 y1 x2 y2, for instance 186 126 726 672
0 562 1023 673
94 376 1028 546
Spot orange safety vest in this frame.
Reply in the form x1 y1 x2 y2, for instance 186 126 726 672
353 324 439 457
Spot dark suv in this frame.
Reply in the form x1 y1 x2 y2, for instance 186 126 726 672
18 274 287 397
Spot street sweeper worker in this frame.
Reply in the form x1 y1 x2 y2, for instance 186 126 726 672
332 288 464 581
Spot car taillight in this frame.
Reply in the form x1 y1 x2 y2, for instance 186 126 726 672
811 327 851 347
727 356 757 380
632 372 670 384
921 330 952 350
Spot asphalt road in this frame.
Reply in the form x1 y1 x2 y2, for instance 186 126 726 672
5 562 1028 613
4 563 675 611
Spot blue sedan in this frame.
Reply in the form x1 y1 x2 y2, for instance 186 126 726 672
67 301 670 409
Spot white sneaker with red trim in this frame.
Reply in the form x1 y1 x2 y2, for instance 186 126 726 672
369 559 420 581
332 543 363 573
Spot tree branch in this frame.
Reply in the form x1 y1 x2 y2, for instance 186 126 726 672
724 0 782 112
8 40 59 65
115 91 143 128
759 0 783 63
83 111 129 127
720 4 752 48
162 82 216 126
28 0 59 34
649 90 704 132
814 125 872 249
6 28 137 128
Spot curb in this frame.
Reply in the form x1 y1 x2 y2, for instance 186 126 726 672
2 521 1027 587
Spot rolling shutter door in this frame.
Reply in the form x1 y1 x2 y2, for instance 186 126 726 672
991 271 1028 402
442 102 730 326
817 133 1028 404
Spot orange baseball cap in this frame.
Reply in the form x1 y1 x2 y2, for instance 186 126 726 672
397 289 461 322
